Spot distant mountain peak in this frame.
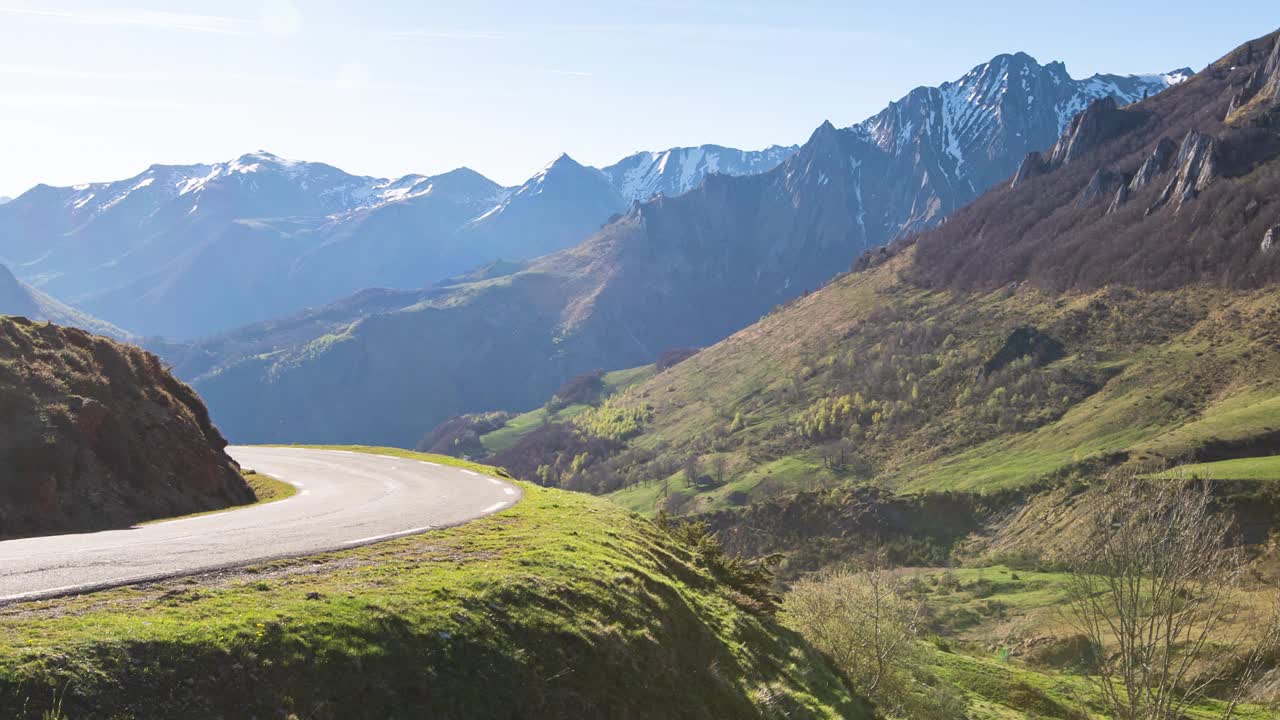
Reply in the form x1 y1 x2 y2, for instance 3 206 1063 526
986 50 1039 68
547 153 585 171
435 166 488 182
412 167 508 203
238 149 285 162
228 150 308 174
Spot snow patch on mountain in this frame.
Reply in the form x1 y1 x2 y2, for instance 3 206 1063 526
849 53 1190 211
601 144 798 202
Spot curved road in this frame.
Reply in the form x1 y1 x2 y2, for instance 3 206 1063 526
0 447 522 603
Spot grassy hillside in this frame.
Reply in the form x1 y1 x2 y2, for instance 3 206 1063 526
478 365 657 454
489 248 1280 515
0 448 869 720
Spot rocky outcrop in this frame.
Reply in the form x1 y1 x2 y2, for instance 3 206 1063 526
1146 130 1218 214
1226 37 1280 120
1011 151 1051 189
1049 97 1137 166
1024 96 1146 196
1131 137 1178 191
1264 37 1280 101
0 318 252 538
1077 169 1124 205
1107 184 1131 215
1106 137 1178 214
1264 226 1277 253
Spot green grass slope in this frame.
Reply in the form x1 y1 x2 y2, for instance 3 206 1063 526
480 365 657 454
529 250 1280 515
1157 454 1280 480
0 448 869 720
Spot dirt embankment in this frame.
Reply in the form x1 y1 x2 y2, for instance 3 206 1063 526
0 316 251 538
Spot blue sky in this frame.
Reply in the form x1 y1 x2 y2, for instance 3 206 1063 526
0 1 1276 196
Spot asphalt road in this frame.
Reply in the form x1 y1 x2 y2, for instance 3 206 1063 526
0 446 522 603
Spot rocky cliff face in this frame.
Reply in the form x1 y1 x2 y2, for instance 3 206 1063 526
0 318 250 538
1146 130 1218 214
1226 35 1280 119
1050 97 1133 165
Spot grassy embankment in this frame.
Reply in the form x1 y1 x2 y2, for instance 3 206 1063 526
138 469 296 526
0 447 868 720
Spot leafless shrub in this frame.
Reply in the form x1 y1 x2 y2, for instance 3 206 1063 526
1064 469 1280 720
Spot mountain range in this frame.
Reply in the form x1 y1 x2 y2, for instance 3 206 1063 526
176 53 1191 446
0 145 795 339
477 28 1280 517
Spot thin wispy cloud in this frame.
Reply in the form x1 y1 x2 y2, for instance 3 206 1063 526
0 93 193 111
392 29 507 41
0 6 253 35
0 64 132 81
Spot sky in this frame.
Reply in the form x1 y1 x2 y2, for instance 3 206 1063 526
0 1 1277 197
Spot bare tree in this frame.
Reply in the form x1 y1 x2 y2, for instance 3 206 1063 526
784 550 924 716
682 456 701 488
710 455 729 485
1064 470 1280 720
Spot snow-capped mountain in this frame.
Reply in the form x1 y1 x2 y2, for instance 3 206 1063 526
0 140 789 339
0 53 1186 341
601 144 798 203
825 53 1193 242
185 53 1197 445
